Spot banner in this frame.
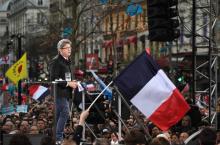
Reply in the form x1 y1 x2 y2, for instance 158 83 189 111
16 105 28 113
1 105 15 115
0 53 13 65
86 54 99 71
5 53 28 84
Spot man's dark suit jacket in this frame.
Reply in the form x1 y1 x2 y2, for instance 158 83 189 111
49 54 72 99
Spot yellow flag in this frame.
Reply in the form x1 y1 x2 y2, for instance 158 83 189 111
5 53 28 84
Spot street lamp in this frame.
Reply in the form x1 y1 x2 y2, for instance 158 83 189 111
11 33 24 105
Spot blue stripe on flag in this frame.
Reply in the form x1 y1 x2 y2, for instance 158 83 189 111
114 51 160 100
38 89 50 102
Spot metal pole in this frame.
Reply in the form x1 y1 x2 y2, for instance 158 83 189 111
114 86 152 143
84 21 87 70
87 81 113 110
118 92 122 139
52 81 57 140
17 34 22 105
112 109 130 133
91 10 94 53
82 91 86 140
192 0 196 104
215 57 219 129
85 122 97 139
208 0 212 125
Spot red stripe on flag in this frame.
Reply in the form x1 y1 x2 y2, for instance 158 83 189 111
1 84 8 91
145 48 151 55
149 88 190 131
28 85 40 96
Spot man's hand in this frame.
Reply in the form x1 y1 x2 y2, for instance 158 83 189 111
67 81 78 89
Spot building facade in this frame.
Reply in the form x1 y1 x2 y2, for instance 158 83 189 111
8 0 49 48
76 0 149 73
5 0 50 80
0 0 10 53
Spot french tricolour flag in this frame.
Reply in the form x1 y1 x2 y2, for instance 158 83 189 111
114 50 190 131
28 85 49 102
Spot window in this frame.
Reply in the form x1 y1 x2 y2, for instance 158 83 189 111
37 13 43 24
38 0 43 5
0 18 7 23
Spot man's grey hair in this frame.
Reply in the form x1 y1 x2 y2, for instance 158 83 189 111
57 39 72 50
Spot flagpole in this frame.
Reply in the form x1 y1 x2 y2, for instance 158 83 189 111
29 102 40 113
82 90 86 140
85 122 98 139
118 88 122 139
113 85 152 143
112 109 130 133
87 81 113 110
11 34 23 105
18 34 22 104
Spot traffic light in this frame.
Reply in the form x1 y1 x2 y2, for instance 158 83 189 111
175 72 186 91
177 76 184 82
147 0 180 41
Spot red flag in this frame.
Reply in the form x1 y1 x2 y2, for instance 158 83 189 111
146 47 151 55
181 83 189 94
1 83 8 91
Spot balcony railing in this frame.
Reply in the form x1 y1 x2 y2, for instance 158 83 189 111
64 0 73 7
49 2 59 13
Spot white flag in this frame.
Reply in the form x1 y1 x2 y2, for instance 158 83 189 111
0 53 13 65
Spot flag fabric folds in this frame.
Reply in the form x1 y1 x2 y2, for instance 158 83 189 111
90 70 112 100
28 85 49 101
5 53 27 84
114 50 190 131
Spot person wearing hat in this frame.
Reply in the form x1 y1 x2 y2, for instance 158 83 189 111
50 39 78 144
102 128 111 140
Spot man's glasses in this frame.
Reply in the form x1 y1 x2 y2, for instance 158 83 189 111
62 47 72 49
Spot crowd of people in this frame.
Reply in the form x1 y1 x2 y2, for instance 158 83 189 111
0 81 220 145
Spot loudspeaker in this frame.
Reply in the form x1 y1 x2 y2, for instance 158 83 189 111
146 0 180 41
